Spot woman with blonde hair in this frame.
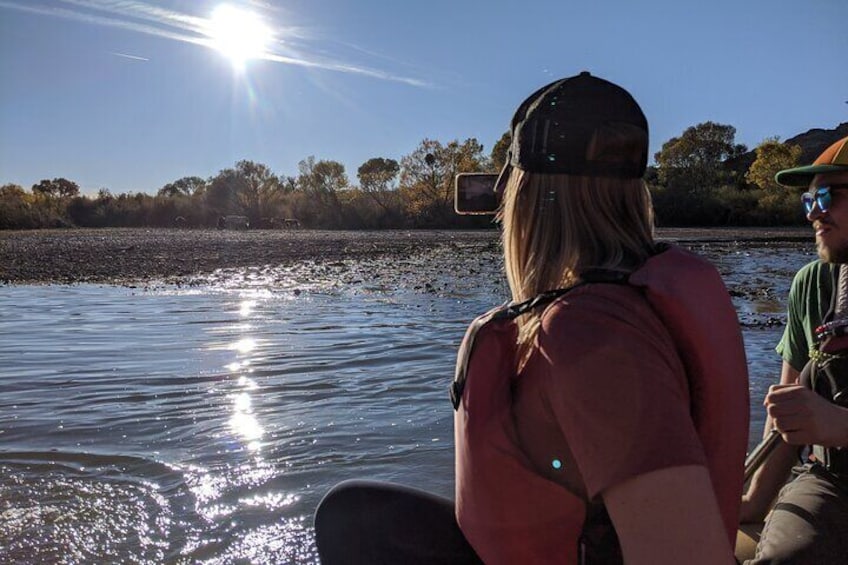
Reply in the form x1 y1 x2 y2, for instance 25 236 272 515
453 72 750 564
316 72 750 564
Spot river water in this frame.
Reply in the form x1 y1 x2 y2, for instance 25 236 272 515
0 235 816 563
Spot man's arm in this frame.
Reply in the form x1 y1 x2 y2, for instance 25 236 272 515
767 378 848 448
739 361 800 523
742 358 848 521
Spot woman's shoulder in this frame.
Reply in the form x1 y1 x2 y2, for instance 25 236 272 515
538 282 671 357
542 282 653 326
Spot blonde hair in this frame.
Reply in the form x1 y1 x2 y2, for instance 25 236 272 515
499 168 655 364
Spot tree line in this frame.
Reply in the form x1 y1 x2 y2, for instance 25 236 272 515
0 122 808 230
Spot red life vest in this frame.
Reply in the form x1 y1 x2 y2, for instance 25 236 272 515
452 244 749 564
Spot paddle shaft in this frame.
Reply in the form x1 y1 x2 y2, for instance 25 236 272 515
743 429 782 483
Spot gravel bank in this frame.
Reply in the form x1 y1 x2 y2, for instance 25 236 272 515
0 227 811 285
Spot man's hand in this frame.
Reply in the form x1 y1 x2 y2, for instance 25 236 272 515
765 384 848 447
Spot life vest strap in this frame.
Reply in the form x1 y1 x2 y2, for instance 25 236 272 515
805 264 848 475
450 269 629 410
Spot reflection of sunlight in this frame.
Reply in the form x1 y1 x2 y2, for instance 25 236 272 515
185 466 228 505
241 492 299 510
226 359 251 373
234 392 251 412
233 461 277 487
238 376 259 390
212 293 266 452
231 337 257 354
230 392 263 452
184 461 281 523
202 503 238 520
239 299 256 317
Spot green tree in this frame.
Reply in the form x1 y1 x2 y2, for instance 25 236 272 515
66 196 97 227
491 131 511 171
746 138 805 224
0 183 35 229
298 157 348 194
233 160 282 223
357 157 400 212
280 175 298 194
296 157 349 227
745 137 803 191
206 168 245 215
157 176 207 197
399 138 486 225
654 122 747 192
205 160 281 224
31 178 80 198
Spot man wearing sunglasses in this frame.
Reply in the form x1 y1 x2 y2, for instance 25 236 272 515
741 136 848 563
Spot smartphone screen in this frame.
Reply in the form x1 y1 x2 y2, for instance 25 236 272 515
454 173 499 215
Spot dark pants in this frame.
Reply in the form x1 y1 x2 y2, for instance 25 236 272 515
746 465 848 564
314 480 483 565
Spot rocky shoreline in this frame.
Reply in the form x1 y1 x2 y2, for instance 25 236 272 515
1 227 810 285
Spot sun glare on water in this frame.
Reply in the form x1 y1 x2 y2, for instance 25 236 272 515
207 4 271 70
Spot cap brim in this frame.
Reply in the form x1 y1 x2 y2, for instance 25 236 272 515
776 164 848 187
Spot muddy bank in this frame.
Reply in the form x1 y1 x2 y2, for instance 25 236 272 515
0 227 811 285
0 229 506 286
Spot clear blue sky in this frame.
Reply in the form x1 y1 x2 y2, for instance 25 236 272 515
1 0 847 195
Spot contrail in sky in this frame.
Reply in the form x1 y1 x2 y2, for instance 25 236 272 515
110 51 149 61
0 0 430 87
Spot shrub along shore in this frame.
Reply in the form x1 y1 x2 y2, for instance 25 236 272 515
3 123 846 231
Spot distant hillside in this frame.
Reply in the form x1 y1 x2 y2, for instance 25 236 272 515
726 122 848 174
785 122 848 162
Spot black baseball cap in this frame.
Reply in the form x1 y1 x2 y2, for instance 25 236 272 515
494 71 649 194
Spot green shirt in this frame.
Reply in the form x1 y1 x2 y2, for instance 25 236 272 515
777 260 837 371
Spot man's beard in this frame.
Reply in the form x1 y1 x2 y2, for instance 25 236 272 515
818 239 848 264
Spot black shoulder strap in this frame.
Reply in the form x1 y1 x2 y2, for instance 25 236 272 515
495 269 630 321
450 269 630 410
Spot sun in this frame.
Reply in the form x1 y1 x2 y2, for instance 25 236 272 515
207 4 271 69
